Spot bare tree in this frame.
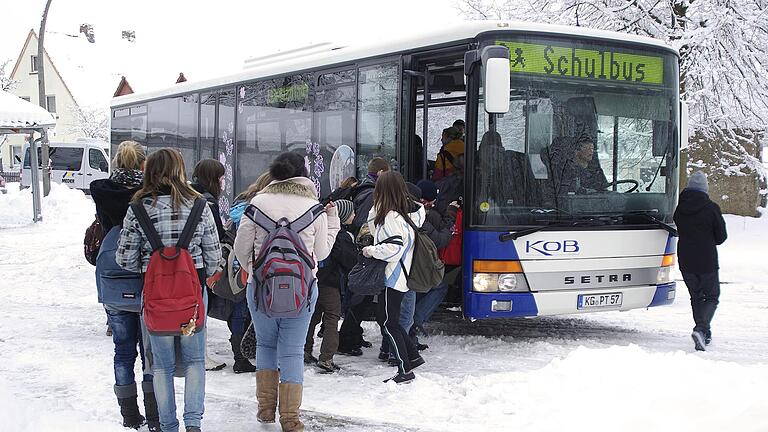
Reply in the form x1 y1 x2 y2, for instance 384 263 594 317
0 59 19 92
68 106 109 141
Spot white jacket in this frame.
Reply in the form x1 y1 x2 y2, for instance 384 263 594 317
233 176 340 276
364 204 426 293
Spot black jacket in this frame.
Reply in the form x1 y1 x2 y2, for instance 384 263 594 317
317 226 358 289
673 189 727 274
421 205 457 250
90 179 141 233
350 178 376 235
191 183 226 241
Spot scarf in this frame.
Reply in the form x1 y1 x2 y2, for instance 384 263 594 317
110 168 143 188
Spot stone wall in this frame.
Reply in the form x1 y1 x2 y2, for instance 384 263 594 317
680 130 766 217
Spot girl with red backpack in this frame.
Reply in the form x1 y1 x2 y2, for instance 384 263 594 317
234 152 339 432
116 149 222 432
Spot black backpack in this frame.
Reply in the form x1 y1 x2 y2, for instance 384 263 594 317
399 214 445 293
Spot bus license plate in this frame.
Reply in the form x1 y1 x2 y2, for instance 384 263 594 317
578 292 623 309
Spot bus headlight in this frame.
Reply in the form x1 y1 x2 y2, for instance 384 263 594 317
473 273 529 292
657 266 673 284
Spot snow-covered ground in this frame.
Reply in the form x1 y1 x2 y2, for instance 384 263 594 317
1 183 767 432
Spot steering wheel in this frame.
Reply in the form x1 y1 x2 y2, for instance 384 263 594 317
608 179 640 193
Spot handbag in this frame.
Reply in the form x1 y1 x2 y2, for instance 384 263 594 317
348 255 389 296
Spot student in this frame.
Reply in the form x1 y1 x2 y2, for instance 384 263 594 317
117 149 222 432
234 152 339 431
304 199 357 373
91 141 159 431
191 159 256 374
673 171 727 351
349 157 390 235
433 127 464 181
362 171 426 384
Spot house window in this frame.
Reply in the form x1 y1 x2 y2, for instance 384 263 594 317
30 55 38 73
46 95 56 113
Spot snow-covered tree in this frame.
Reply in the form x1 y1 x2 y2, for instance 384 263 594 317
67 106 109 141
1 59 19 92
457 0 768 137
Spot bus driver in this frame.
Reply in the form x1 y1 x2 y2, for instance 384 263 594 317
559 137 609 194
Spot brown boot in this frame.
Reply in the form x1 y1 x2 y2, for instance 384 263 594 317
278 382 304 432
256 369 279 423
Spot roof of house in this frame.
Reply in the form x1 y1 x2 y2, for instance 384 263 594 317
113 20 677 107
0 89 56 129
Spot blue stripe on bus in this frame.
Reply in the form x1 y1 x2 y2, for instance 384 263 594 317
648 282 676 307
463 230 520 261
664 234 677 255
463 292 538 320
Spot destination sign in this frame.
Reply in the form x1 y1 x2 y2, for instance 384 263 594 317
497 41 664 85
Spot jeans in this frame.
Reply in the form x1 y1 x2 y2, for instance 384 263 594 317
106 309 152 386
682 272 720 337
413 282 449 327
148 287 208 432
400 290 416 334
247 282 317 384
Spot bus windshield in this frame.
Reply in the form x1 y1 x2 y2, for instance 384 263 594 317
472 36 679 227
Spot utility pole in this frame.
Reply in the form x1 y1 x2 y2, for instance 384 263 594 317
37 0 53 196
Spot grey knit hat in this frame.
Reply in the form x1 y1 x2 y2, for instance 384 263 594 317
334 199 354 223
687 171 709 194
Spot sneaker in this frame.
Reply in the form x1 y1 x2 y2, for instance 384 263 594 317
315 359 340 373
409 355 425 370
378 351 390 362
205 356 226 371
233 359 256 374
416 343 429 351
384 371 415 384
360 339 373 348
338 347 363 356
692 331 706 351
304 352 318 364
705 336 712 346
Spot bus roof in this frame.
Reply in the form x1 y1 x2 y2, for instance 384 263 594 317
112 21 677 108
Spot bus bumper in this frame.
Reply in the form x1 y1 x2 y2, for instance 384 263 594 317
464 282 676 320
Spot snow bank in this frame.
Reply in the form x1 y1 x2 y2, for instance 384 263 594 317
0 182 94 228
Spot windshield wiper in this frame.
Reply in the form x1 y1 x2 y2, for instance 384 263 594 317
623 210 678 236
499 218 606 242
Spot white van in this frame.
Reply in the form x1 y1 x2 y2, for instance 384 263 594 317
19 139 111 191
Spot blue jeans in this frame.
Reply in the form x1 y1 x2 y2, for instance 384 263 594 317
148 289 208 432
247 282 317 384
106 309 152 386
413 282 449 327
400 290 416 333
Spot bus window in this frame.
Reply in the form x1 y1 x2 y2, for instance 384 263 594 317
178 93 199 177
217 89 236 215
357 62 399 177
200 92 216 161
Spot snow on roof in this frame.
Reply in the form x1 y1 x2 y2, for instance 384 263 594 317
0 89 56 129
113 20 677 107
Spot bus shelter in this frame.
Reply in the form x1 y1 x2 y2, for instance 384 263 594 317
0 90 56 222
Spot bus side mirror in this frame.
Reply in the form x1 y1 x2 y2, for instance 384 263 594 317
482 45 510 114
680 101 689 150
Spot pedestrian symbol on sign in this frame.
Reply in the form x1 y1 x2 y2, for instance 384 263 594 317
511 48 526 68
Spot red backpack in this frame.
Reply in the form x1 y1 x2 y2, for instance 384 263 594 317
439 208 463 266
131 198 206 336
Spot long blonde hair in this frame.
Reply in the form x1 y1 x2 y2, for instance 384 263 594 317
113 141 146 170
236 172 273 202
132 148 199 210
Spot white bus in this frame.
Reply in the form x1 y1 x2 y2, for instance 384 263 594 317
111 21 683 319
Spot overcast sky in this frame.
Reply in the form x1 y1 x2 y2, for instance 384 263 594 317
2 0 465 82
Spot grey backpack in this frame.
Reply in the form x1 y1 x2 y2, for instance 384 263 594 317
245 203 325 318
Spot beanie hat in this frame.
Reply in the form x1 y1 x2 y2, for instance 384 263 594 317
406 182 422 200
416 179 439 202
334 199 354 223
687 171 709 194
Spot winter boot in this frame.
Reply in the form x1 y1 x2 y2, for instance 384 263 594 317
278 382 304 432
114 383 145 429
230 332 256 373
315 359 340 374
256 369 280 423
303 352 318 364
692 331 706 351
142 381 161 432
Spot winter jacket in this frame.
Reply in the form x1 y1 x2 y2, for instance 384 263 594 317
191 182 226 241
364 204 426 293
233 176 340 275
116 193 222 275
435 172 463 215
421 204 457 250
316 226 357 290
673 189 728 274
90 178 141 233
350 177 376 235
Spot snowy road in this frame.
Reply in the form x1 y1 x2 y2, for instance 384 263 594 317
1 184 767 432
